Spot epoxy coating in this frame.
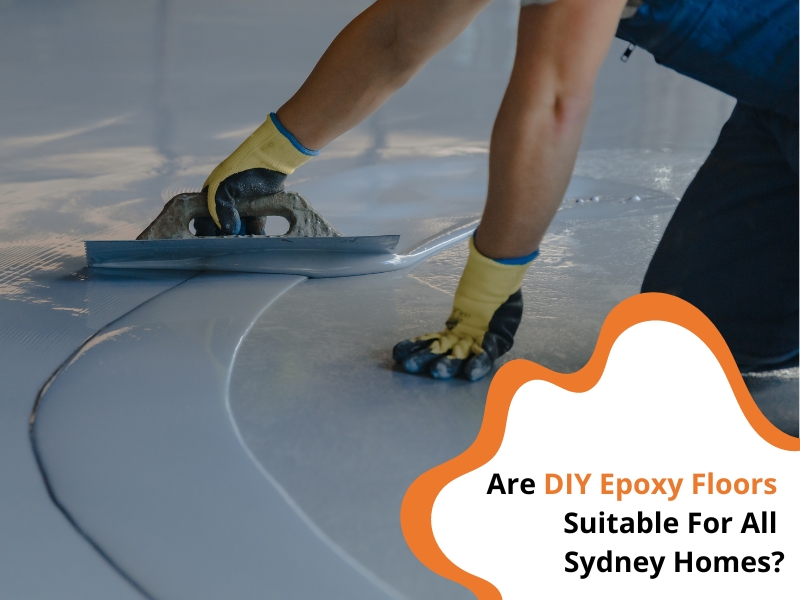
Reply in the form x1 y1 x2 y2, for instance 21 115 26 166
0 266 191 599
1 0 795 598
33 273 402 599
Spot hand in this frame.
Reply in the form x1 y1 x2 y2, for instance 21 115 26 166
393 289 523 381
198 113 316 236
194 168 285 236
393 237 532 381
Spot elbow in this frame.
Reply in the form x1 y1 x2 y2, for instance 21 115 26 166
504 67 595 140
380 33 432 85
504 86 594 142
385 45 426 85
550 86 594 136
369 1 449 85
363 3 428 84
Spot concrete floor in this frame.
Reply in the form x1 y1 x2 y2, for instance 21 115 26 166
1 1 796 598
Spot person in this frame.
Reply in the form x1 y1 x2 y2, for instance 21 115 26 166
199 0 798 381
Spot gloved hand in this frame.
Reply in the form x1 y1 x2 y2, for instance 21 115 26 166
393 237 535 381
195 112 318 236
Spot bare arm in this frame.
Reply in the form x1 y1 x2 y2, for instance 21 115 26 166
475 0 627 259
277 0 493 150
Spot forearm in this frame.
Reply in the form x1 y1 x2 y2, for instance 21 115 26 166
477 75 592 259
277 0 491 150
475 0 626 260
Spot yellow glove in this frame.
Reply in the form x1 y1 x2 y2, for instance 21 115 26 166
199 112 318 235
393 236 536 381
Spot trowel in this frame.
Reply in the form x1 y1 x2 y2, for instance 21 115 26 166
85 190 401 277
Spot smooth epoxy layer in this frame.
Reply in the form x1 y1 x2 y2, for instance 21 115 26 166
0 265 193 599
32 273 405 600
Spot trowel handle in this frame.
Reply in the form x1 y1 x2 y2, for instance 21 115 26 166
136 193 208 240
136 191 341 240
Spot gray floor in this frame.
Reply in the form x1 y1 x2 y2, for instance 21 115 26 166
1 0 796 598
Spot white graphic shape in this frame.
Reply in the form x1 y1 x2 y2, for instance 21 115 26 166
432 322 798 598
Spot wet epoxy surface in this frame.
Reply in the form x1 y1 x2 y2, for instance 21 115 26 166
33 273 404 600
1 0 795 598
0 266 192 599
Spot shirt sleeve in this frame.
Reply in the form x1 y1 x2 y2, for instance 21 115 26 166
520 0 642 19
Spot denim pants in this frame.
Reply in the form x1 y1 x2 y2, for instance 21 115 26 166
616 0 799 370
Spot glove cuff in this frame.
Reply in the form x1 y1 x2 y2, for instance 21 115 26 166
228 113 316 176
457 236 534 304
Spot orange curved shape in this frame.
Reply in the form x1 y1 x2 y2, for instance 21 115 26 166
400 293 799 599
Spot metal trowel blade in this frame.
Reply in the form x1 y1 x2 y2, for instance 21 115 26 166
84 235 401 278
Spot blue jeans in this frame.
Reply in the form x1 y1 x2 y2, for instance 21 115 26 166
617 0 799 370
